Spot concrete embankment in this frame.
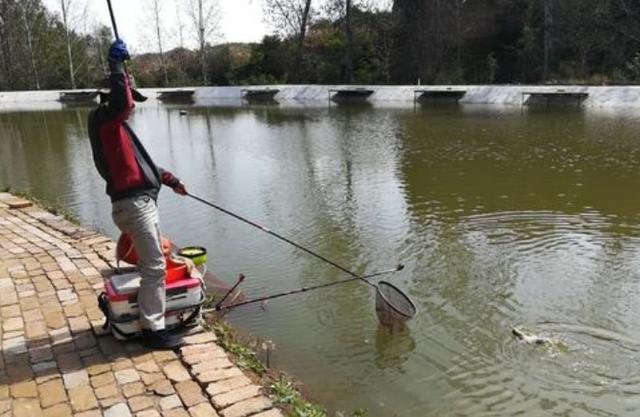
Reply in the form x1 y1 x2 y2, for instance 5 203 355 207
0 192 283 417
2 84 640 109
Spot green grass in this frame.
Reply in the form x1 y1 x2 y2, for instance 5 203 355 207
202 315 368 417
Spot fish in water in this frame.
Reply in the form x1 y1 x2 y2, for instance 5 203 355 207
512 327 550 345
512 327 569 350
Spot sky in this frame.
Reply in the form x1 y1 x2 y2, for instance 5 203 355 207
42 0 269 53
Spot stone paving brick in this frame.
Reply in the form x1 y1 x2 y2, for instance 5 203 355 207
104 402 132 417
163 362 191 383
11 380 38 398
29 345 54 363
136 410 161 417
197 368 244 384
74 410 102 417
188 403 219 417
1 304 21 318
4 316 24 332
164 410 191 417
150 379 175 397
56 352 82 373
38 378 67 407
87 362 111 376
136 360 161 373
45 312 66 329
112 358 135 371
33 360 57 374
218 397 273 417
42 403 73 417
100 396 124 408
211 385 261 410
90 371 115 388
63 369 89 389
116 368 141 385
26 321 47 338
159 394 183 411
68 386 98 412
23 308 44 322
13 398 43 417
252 410 285 417
190 358 233 375
140 372 165 386
122 382 146 398
175 381 207 407
95 384 119 400
182 333 216 345
152 350 177 364
128 395 155 412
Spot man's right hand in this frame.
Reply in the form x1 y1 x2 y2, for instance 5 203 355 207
109 39 130 62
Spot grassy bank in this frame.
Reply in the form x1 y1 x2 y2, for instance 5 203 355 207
2 186 79 223
202 314 369 417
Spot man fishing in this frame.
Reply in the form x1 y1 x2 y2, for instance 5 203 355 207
88 39 186 350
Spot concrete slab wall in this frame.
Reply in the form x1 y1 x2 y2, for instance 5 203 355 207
2 85 640 109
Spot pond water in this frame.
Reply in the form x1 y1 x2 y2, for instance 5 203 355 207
3 100 640 416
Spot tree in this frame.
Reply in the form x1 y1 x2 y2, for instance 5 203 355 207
142 0 169 86
187 0 221 85
263 0 314 82
59 0 76 88
17 0 43 89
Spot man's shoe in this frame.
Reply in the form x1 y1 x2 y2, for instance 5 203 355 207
141 329 184 350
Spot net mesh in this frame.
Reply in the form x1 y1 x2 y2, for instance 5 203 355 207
375 281 416 325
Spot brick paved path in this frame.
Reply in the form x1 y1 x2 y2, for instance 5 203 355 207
0 193 283 417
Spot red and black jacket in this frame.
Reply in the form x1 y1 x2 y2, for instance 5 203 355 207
88 61 179 202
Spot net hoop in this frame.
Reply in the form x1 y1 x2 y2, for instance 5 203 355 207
375 280 417 323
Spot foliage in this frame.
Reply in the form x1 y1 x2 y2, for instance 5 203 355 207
203 319 267 376
202 314 367 417
4 0 640 91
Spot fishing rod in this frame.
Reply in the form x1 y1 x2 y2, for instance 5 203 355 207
104 0 147 101
204 264 404 313
187 192 404 290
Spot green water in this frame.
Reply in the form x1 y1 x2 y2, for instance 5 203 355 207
3 101 640 416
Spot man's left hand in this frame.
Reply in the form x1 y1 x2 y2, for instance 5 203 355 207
173 183 187 195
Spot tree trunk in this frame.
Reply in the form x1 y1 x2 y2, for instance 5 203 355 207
20 3 40 90
60 0 76 89
543 0 551 82
294 0 312 82
344 0 354 83
0 10 14 90
153 0 169 86
199 0 207 85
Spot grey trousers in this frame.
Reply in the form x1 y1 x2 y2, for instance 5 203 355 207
112 195 166 331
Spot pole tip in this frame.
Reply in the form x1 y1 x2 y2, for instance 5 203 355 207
238 273 246 282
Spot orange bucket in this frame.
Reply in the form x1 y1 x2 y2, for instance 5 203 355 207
165 257 190 284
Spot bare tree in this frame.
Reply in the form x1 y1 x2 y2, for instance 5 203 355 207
175 0 185 49
345 0 353 83
143 0 169 86
17 0 42 90
263 0 314 81
187 0 222 85
60 0 76 89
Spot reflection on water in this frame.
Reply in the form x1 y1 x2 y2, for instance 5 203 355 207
3 102 640 415
374 324 416 370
